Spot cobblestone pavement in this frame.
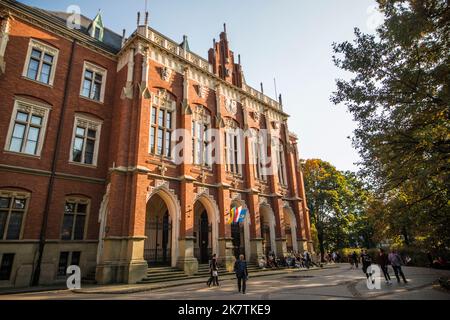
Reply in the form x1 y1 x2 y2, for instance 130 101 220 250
1 265 449 300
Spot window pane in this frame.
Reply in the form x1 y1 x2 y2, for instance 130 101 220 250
57 252 69 276
71 252 81 266
9 138 22 153
0 211 7 239
82 79 91 97
31 115 42 126
76 127 85 137
61 214 74 240
84 70 93 79
31 49 41 59
92 82 101 100
39 63 51 84
150 127 155 151
43 53 53 63
166 112 172 128
158 110 164 127
65 202 75 214
72 137 84 162
151 107 157 124
73 215 85 240
87 129 96 138
77 203 87 214
95 73 102 82
165 131 171 157
25 127 40 154
0 253 14 281
12 123 25 139
157 129 163 155
0 197 10 209
16 112 28 122
26 58 39 80
12 199 26 210
84 139 95 164
6 211 23 240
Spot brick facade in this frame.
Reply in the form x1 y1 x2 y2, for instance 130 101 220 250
0 0 312 287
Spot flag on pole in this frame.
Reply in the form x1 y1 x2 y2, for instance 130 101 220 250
238 208 248 223
229 207 236 225
233 207 242 223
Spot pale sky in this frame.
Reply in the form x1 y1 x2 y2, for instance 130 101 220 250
22 0 380 172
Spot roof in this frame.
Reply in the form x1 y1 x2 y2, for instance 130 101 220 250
31 7 123 53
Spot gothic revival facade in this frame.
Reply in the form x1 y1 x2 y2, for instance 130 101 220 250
0 0 312 287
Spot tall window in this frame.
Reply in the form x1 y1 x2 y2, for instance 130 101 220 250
0 191 29 240
192 106 211 167
61 198 89 241
5 99 50 156
70 115 102 166
0 254 15 280
276 140 287 186
80 62 107 102
224 121 241 175
250 129 267 181
57 251 81 276
149 89 175 157
22 39 59 86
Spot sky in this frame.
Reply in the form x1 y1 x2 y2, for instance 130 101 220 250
21 0 381 172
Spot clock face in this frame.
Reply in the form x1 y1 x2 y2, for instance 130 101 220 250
225 98 237 115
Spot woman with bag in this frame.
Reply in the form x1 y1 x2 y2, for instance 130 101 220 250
207 254 220 287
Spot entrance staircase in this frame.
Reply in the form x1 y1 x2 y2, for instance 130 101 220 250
138 262 264 285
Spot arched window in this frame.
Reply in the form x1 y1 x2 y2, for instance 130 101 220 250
192 105 211 167
150 89 176 157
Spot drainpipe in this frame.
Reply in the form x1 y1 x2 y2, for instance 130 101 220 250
31 40 77 286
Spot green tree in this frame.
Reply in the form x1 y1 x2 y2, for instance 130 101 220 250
331 0 450 249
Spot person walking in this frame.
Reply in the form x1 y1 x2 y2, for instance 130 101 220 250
352 251 359 269
377 248 392 285
234 254 249 294
360 249 373 281
388 249 408 284
207 254 219 287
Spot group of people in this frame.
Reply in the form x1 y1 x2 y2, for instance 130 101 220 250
206 253 249 294
359 248 408 285
258 251 318 269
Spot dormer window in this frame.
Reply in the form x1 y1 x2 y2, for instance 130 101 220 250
94 27 101 40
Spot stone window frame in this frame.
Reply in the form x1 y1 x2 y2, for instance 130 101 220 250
60 196 90 241
249 128 268 182
69 114 103 167
4 98 51 157
149 88 176 159
22 38 59 86
0 189 31 241
192 105 212 168
79 61 107 103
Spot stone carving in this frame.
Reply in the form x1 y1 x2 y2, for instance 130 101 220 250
161 66 172 81
225 97 237 115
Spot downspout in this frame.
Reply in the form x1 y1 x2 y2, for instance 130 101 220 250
31 39 77 286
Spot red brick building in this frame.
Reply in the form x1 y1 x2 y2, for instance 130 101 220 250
0 0 312 287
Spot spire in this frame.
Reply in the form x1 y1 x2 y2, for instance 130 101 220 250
180 35 190 52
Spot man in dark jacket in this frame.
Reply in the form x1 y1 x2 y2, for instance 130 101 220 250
377 248 392 285
352 251 359 269
361 249 372 280
234 254 249 294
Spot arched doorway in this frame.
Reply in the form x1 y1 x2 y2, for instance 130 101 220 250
145 193 172 266
260 204 276 256
230 201 250 259
284 206 298 253
194 201 212 264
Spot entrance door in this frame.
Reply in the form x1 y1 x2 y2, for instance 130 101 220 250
199 211 210 263
231 223 245 259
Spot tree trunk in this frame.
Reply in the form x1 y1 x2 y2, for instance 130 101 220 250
317 228 325 262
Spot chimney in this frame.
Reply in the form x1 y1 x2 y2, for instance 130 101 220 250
137 12 140 26
144 11 149 26
121 29 126 47
238 54 241 65
260 82 264 94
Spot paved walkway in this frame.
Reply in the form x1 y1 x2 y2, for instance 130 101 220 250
1 265 449 300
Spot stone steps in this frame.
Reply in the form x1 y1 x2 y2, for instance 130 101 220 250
138 263 273 284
